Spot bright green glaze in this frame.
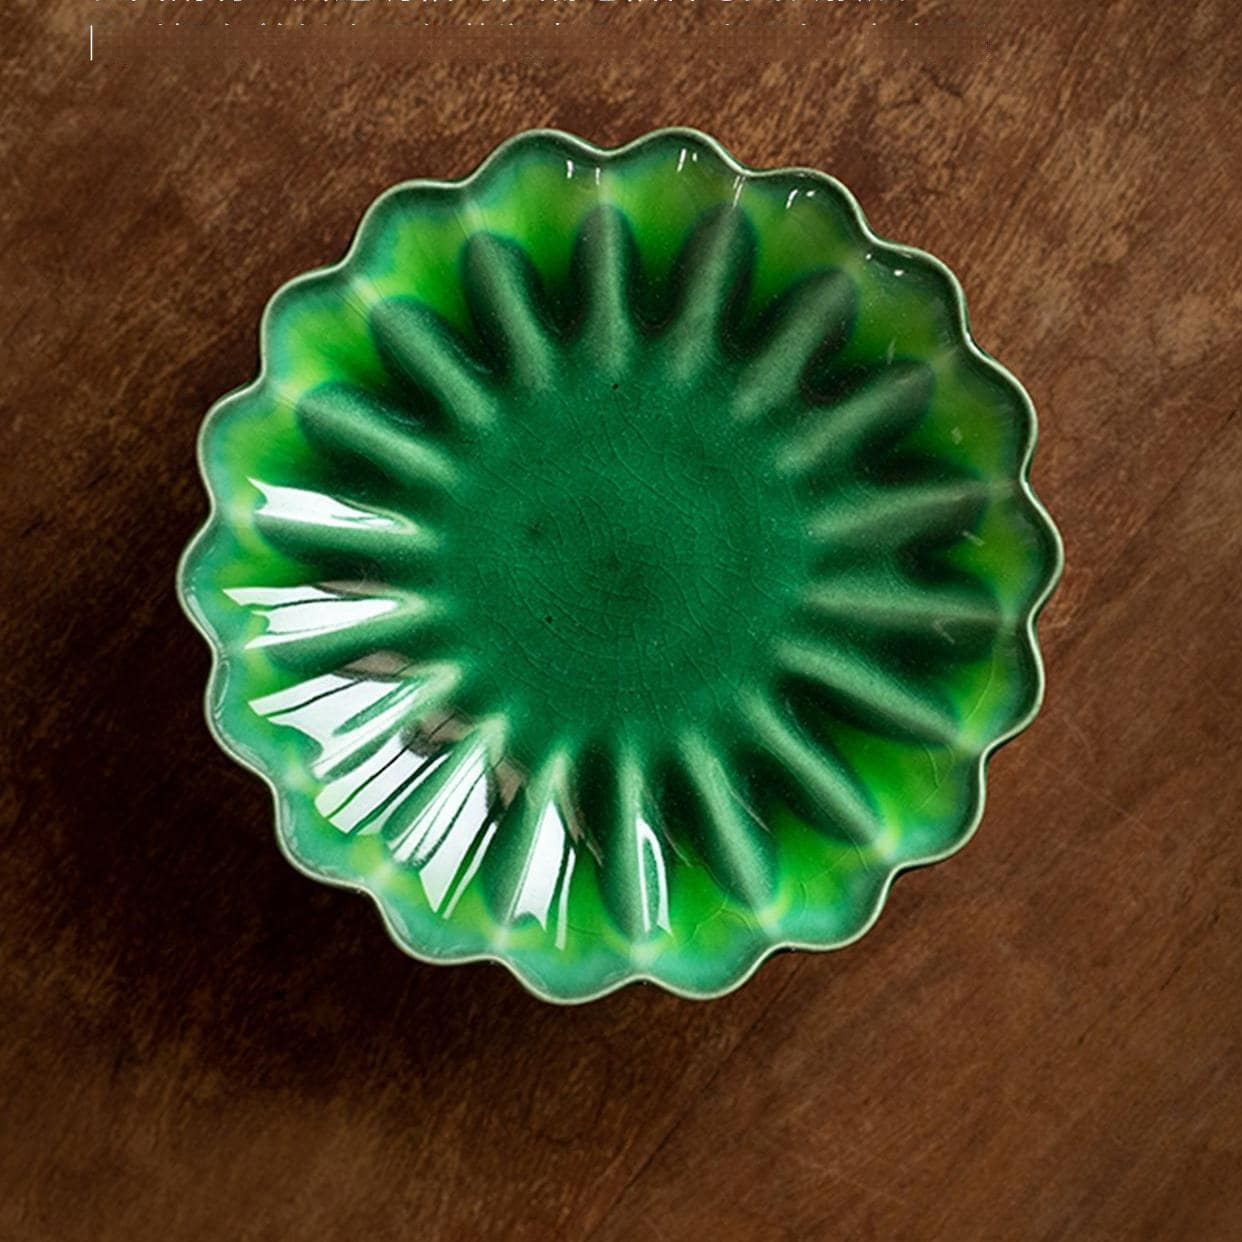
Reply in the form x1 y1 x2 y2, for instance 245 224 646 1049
178 129 1062 1002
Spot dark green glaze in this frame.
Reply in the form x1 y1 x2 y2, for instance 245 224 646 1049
178 129 1062 1002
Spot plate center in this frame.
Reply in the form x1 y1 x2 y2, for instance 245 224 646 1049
446 351 807 747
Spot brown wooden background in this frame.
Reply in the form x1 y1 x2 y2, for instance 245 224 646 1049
2 2 1240 1238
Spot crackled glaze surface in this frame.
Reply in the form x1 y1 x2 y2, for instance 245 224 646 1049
178 129 1061 1001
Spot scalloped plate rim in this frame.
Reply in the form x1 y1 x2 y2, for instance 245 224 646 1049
175 126 1065 1004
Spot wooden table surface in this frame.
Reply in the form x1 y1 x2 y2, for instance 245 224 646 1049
3 2 1240 1238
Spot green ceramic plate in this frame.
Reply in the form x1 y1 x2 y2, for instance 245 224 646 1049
178 129 1062 1003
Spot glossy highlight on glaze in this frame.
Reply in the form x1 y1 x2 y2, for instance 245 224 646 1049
178 129 1062 1002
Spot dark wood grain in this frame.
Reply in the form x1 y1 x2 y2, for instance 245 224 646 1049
2 2 1239 1238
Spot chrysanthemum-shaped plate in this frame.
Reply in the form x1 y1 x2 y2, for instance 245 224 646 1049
178 129 1061 1002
